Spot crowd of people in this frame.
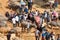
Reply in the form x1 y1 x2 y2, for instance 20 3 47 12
5 8 60 40
4 0 60 40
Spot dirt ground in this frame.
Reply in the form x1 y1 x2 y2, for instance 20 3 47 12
0 0 60 40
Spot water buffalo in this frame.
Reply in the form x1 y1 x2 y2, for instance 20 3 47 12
21 20 37 32
48 21 60 27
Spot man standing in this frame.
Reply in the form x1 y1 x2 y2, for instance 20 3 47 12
28 0 33 10
7 31 11 40
41 31 45 40
49 0 54 9
12 17 16 27
54 0 58 7
24 7 28 14
35 29 40 40
15 14 19 27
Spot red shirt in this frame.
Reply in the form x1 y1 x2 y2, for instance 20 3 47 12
35 16 40 24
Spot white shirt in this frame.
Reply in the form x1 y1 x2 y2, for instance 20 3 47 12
53 35 55 40
24 16 27 20
15 16 19 22
24 14 28 20
35 11 38 16
50 35 55 40
12 18 16 24
45 13 47 18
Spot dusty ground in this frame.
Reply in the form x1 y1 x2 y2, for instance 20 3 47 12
0 0 60 40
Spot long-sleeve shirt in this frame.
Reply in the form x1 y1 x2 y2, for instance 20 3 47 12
15 16 19 22
12 18 16 24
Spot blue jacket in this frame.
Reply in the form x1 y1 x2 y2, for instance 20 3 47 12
24 8 28 13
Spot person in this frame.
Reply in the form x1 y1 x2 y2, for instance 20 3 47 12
44 10 48 18
9 11 14 21
46 12 50 24
41 30 46 40
50 2 53 9
50 34 55 40
45 30 50 40
29 11 34 23
40 17 44 27
24 7 28 14
28 0 33 10
35 28 40 40
54 0 58 8
52 11 58 21
13 11 17 18
41 23 46 31
18 14 22 23
35 10 39 16
5 11 10 21
34 15 40 25
49 0 54 9
34 15 43 32
19 6 23 13
43 10 49 23
57 34 60 40
15 14 19 27
5 11 10 18
49 32 55 40
7 31 11 40
21 14 24 21
27 13 31 20
12 17 16 27
38 11 40 16
24 14 28 21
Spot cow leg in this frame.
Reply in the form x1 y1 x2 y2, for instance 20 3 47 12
21 26 24 32
24 26 26 32
27 23 30 33
27 28 30 33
